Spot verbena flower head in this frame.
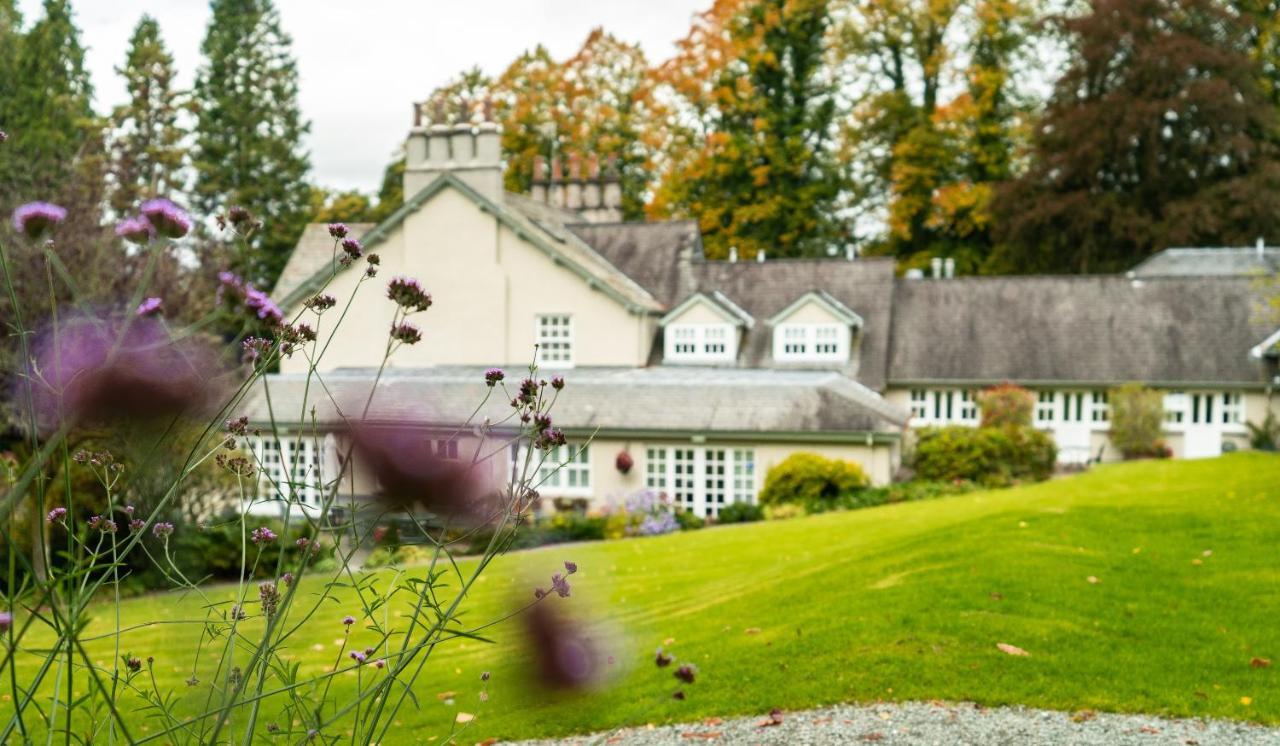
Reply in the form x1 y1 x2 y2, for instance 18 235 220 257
46 507 67 523
29 315 226 434
129 519 145 532
250 526 277 544
350 651 366 664
152 522 174 538
305 293 336 313
341 238 363 259
259 581 280 618
135 297 163 317
550 572 571 598
12 202 67 238
342 615 356 627
244 288 284 326
139 198 191 238
115 215 155 245
564 560 577 575
345 422 496 523
674 663 697 684
328 223 348 238
551 375 566 391
390 321 421 345
386 276 432 312
523 602 604 691
0 130 7 143
484 368 505 386
655 647 673 667
0 612 11 632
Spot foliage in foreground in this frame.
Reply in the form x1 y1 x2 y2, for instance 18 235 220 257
910 424 1056 486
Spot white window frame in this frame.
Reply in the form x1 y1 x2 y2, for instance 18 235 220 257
664 323 737 363
512 442 591 496
773 323 849 363
1221 392 1244 429
908 389 976 426
1035 391 1056 426
908 389 929 420
535 314 573 367
644 446 756 518
251 435 323 506
1091 391 1110 425
1163 391 1188 428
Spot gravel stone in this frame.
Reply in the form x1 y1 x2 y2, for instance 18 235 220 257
506 701 1280 745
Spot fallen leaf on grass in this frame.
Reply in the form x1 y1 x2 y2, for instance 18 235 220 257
1072 710 1097 723
1241 697 1253 706
755 709 784 727
703 718 723 726
859 733 885 742
1203 550 1213 557
1086 576 1100 584
436 691 456 701
680 732 721 740
1192 559 1203 566
455 712 474 724
989 592 1003 601
997 643 1030 657
744 627 761 635
1250 658 1271 669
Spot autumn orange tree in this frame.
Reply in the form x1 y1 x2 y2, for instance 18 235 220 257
649 0 846 259
834 0 1038 272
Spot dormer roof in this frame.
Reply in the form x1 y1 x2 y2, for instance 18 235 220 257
767 289 864 328
659 290 755 328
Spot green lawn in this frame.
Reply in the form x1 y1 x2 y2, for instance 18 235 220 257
6 453 1280 743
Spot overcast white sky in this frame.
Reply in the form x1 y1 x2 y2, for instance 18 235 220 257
17 1 706 192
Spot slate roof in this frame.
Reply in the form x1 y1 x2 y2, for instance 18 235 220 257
566 222 898 389
241 367 909 436
273 222 374 299
886 276 1275 386
1130 247 1280 277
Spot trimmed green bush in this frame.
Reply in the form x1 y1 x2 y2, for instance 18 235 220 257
1109 383 1168 459
910 425 1056 486
978 383 1034 428
715 501 764 524
758 452 870 508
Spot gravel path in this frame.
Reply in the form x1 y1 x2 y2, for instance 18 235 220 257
507 701 1280 745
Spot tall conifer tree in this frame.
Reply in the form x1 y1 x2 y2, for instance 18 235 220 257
109 15 188 215
192 0 310 289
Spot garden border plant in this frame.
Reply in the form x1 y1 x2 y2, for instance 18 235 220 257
0 193 597 743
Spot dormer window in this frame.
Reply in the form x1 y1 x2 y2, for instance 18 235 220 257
659 291 754 366
665 323 736 363
774 323 849 362
767 290 862 365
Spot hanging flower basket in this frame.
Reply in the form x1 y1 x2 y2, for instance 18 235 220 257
615 450 634 474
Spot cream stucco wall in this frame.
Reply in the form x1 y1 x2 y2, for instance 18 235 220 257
281 186 653 374
775 297 845 325
664 300 738 326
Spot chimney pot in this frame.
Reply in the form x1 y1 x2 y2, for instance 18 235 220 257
930 256 943 279
757 249 766 263
533 156 546 182
943 257 956 278
729 246 738 263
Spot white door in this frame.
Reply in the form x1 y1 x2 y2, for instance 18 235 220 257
1183 393 1223 459
1055 391 1092 464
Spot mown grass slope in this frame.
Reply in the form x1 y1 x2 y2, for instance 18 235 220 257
6 453 1279 743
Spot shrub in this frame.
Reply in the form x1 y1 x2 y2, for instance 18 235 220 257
910 425 1056 485
758 452 870 508
764 503 807 520
978 383 1034 428
715 501 764 524
674 509 706 531
1248 409 1280 451
1109 383 1167 459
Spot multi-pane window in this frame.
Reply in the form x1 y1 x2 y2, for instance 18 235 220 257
664 324 735 363
436 439 459 460
773 324 847 362
645 446 755 517
252 435 322 506
1035 391 1056 425
535 315 573 366
958 390 978 424
512 442 590 495
1061 391 1086 422
1163 392 1187 424
909 389 928 420
1222 393 1244 425
1091 391 1110 422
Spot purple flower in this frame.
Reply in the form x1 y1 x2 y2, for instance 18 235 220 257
523 602 605 691
386 276 432 312
250 526 277 544
115 216 155 245
46 507 67 523
345 422 496 523
551 375 565 391
342 615 356 627
296 537 311 549
551 572 571 598
484 368 505 386
139 198 191 239
341 238 363 259
0 130 7 143
674 663 697 684
304 294 336 313
280 572 294 585
244 287 284 326
350 651 366 665
375 658 386 669
152 522 174 538
124 656 142 673
328 223 348 238
564 560 577 575
12 202 67 238
390 321 421 345
655 647 673 667
129 519 145 532
0 612 11 632
259 581 280 618
135 297 163 317
30 315 226 434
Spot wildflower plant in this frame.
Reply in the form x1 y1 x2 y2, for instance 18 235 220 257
0 191 592 742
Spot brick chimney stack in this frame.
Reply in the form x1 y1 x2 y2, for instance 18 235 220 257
530 153 624 223
404 97 502 202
